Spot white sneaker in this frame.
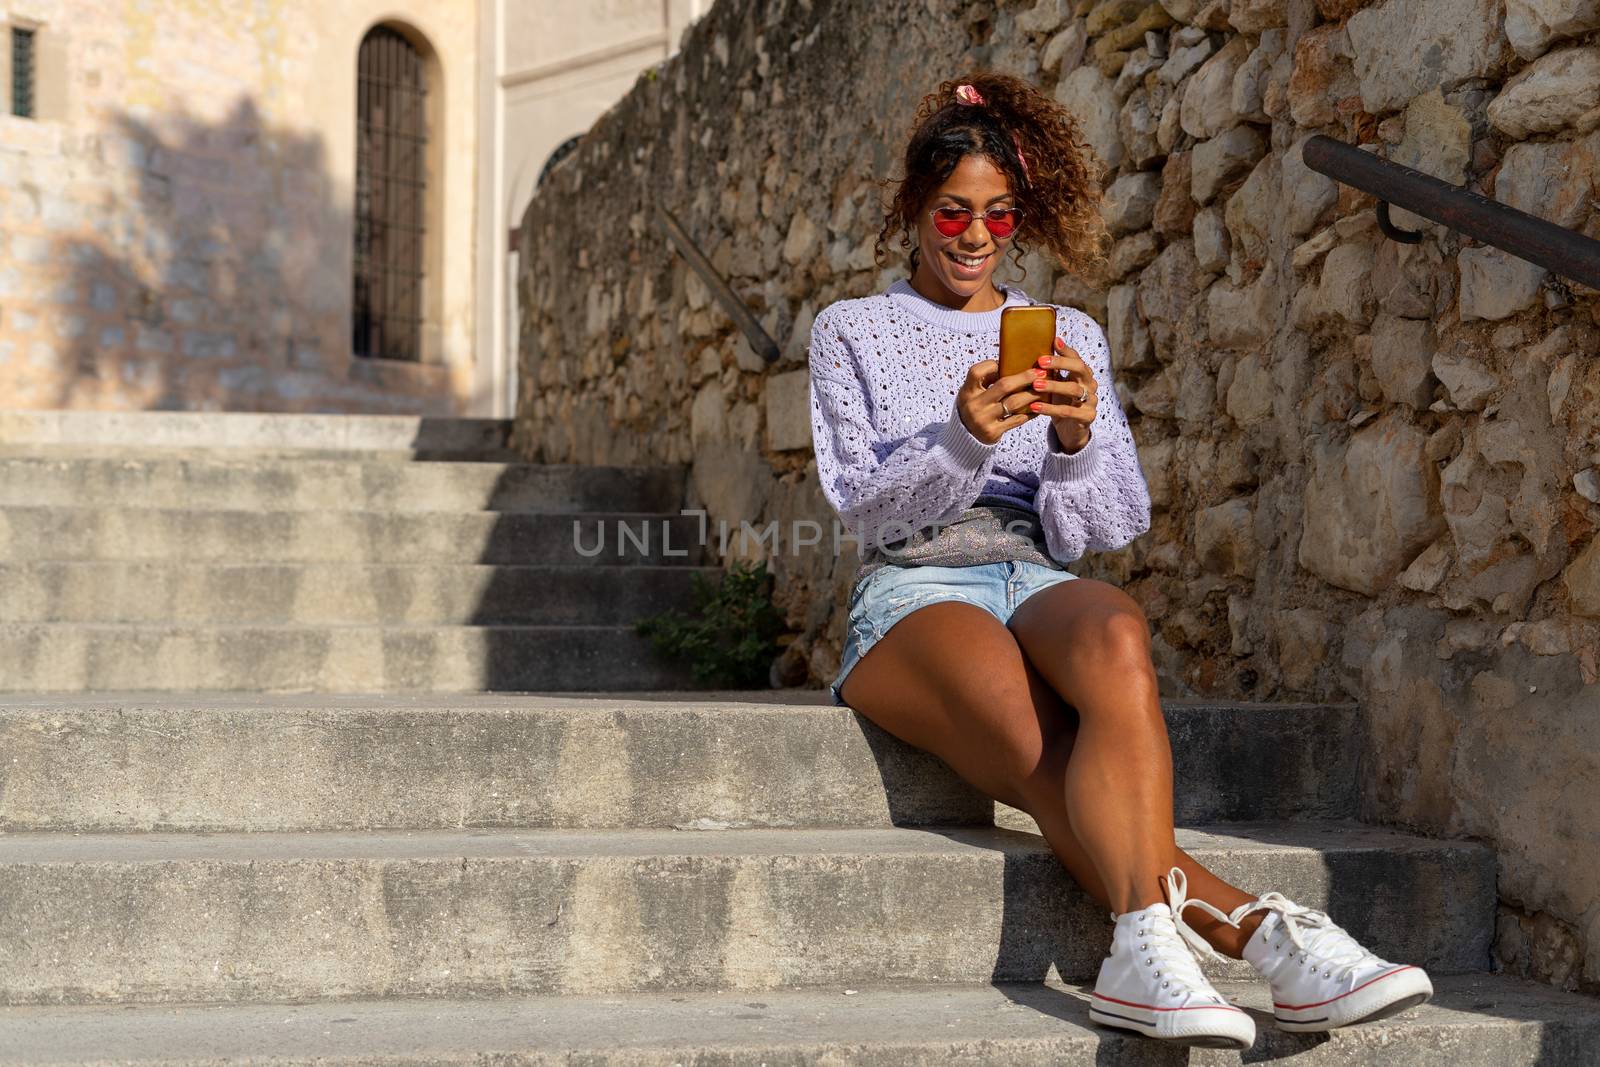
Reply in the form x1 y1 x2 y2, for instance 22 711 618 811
1087 868 1256 1049
1235 892 1434 1031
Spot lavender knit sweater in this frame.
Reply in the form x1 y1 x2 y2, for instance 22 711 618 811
808 277 1152 583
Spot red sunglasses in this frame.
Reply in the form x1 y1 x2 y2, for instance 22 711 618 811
930 205 1022 239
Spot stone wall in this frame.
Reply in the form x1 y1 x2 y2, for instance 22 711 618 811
0 0 479 412
513 0 1600 991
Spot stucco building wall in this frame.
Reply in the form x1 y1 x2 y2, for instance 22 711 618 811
0 0 704 414
0 0 479 412
513 0 1600 994
475 0 708 417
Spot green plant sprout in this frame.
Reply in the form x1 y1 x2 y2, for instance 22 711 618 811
636 559 784 688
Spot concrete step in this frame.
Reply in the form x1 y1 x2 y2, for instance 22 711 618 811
0 695 1359 832
0 823 1494 1005
0 442 531 464
1 974 1594 1065
0 623 702 692
0 410 515 459
0 506 710 564
0 562 721 626
0 455 689 513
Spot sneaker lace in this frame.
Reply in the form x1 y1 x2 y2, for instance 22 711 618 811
1121 867 1232 1002
1230 892 1376 982
1164 866 1232 965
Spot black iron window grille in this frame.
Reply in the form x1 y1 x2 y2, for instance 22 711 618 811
536 134 583 192
11 27 35 119
353 26 427 361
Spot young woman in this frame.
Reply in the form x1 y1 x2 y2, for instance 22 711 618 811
806 70 1433 1050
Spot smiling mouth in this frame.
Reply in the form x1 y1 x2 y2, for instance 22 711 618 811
945 249 992 271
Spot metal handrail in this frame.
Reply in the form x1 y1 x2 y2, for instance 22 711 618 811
657 206 781 363
1300 134 1600 292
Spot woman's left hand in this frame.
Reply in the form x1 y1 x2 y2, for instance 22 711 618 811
1030 335 1097 454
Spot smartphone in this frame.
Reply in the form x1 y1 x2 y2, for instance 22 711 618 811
999 304 1057 379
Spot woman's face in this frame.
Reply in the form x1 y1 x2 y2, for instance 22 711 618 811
912 153 1018 306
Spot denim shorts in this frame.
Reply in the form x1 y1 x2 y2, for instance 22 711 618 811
829 559 1080 706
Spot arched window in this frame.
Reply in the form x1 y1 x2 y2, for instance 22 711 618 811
536 134 583 192
353 25 428 361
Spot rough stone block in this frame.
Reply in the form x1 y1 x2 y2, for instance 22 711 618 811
1458 247 1548 321
1055 64 1125 170
1101 172 1163 236
1288 25 1358 127
1298 242 1377 327
1158 36 1214 85
1191 124 1266 205
1208 261 1280 348
1281 135 1340 237
1223 152 1277 267
1348 0 1505 113
1181 36 1252 139
1107 283 1155 370
1298 413 1445 595
1496 134 1600 230
1565 536 1600 616
1487 45 1600 137
1193 206 1230 272
1153 151 1197 236
763 370 812 451
1225 349 1275 425
1113 87 1164 168
1389 88 1474 231
1506 0 1600 59
1195 495 1259 576
1107 230 1161 279
1369 313 1436 408
1136 239 1200 359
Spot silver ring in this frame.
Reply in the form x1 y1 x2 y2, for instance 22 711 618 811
1001 398 1012 417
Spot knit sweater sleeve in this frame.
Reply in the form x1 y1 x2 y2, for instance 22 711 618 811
808 307 998 545
1034 309 1152 563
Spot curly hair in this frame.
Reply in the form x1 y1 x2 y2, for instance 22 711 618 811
873 69 1112 286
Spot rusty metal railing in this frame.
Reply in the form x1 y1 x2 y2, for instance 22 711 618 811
1300 134 1600 291
657 206 782 364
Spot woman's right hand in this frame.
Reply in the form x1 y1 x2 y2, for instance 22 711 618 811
956 358 1045 445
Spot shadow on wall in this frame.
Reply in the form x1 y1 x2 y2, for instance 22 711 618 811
36 96 441 413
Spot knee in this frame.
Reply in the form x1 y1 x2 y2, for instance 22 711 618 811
1064 599 1155 675
1058 603 1165 735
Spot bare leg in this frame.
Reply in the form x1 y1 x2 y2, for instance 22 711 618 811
840 592 1262 958
1006 577 1264 955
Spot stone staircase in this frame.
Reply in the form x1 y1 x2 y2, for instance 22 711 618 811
0 411 712 692
0 413 1596 1064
